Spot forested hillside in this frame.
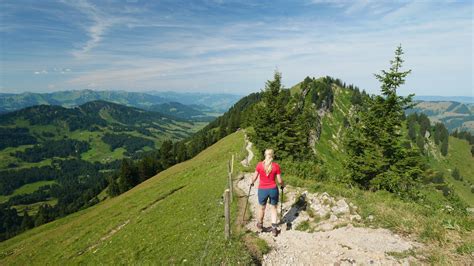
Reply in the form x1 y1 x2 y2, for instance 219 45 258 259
0 101 206 240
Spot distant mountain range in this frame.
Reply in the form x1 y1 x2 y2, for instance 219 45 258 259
413 95 473 103
0 90 242 115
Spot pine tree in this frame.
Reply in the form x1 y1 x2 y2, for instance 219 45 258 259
107 174 121 196
440 138 448 156
34 205 52 227
176 142 187 162
251 71 287 157
138 155 158 182
117 159 138 192
345 45 423 195
20 210 34 231
160 140 175 169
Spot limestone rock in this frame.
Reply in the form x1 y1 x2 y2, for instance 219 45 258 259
331 199 350 215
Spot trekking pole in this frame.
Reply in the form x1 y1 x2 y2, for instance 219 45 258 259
280 186 284 222
242 184 252 223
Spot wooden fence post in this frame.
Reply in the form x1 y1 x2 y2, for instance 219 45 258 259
227 159 233 202
231 154 234 174
228 172 233 202
224 189 230 240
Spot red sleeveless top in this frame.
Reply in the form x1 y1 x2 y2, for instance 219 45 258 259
256 161 281 189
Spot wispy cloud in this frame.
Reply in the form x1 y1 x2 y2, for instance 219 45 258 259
61 0 130 58
1 0 472 96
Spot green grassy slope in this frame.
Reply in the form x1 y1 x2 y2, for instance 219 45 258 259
0 131 251 264
289 80 353 177
427 137 474 206
315 86 352 176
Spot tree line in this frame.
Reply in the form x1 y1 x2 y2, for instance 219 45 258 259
13 139 90 163
0 158 117 241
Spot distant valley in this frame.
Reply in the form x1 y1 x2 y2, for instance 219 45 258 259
406 100 474 133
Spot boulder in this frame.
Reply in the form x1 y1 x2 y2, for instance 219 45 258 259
311 203 331 217
331 199 350 215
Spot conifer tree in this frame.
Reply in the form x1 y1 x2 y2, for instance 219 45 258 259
345 45 423 194
117 159 138 192
440 138 448 156
251 71 287 157
20 210 34 231
160 140 175 169
175 142 187 162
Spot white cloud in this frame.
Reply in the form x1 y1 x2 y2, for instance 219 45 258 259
61 0 130 58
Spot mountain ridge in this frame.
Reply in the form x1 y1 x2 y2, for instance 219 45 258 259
0 90 241 115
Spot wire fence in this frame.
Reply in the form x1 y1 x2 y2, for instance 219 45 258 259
198 153 235 264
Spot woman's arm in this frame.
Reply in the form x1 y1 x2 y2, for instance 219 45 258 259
250 171 259 186
276 174 284 188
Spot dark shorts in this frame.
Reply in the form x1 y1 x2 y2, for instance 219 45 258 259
258 187 279 206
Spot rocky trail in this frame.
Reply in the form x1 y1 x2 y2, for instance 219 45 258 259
237 136 420 265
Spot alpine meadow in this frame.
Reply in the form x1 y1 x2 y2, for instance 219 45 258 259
0 0 472 265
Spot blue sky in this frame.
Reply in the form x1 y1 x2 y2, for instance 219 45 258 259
0 0 472 96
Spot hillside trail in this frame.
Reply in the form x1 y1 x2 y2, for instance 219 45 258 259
237 136 420 265
240 134 254 167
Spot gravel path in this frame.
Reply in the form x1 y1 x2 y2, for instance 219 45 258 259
240 134 254 167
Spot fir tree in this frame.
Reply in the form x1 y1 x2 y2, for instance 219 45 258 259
251 71 288 157
175 142 188 162
117 159 139 192
440 138 448 156
345 45 423 195
160 140 175 169
20 210 34 231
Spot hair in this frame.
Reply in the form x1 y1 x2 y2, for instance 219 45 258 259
263 149 274 174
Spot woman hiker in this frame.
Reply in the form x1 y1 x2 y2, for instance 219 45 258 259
250 148 285 236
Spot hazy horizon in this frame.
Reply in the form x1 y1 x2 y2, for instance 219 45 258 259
1 88 473 99
1 0 472 96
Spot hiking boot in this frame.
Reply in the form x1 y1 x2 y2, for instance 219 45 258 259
256 222 263 231
271 226 279 237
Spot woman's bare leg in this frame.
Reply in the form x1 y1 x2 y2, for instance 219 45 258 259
258 204 266 224
269 204 278 225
